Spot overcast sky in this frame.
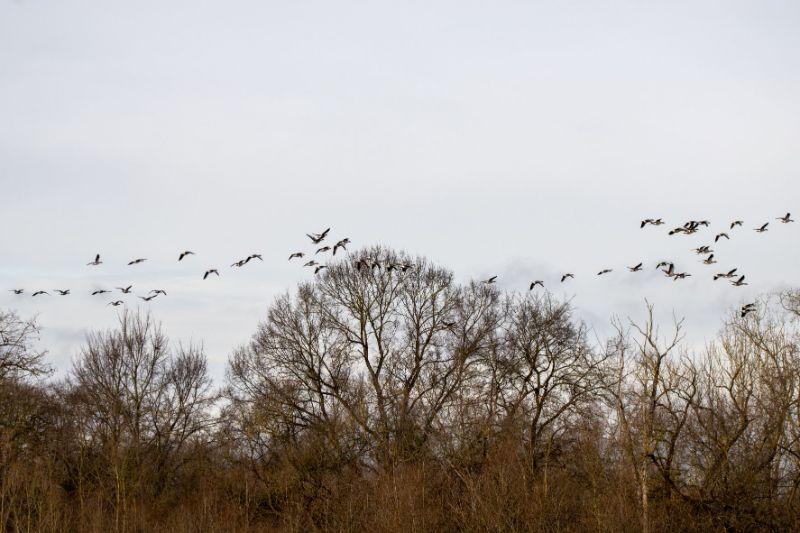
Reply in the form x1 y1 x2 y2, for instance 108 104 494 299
1 0 799 382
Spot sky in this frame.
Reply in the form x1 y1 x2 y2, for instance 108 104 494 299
1 0 799 382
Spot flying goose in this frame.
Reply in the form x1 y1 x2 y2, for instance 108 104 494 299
672 272 691 281
288 252 305 260
314 265 328 274
778 213 794 223
108 301 124 307
91 289 110 295
714 233 729 243
87 254 102 266
306 228 331 244
730 220 744 229
483 276 498 284
128 258 147 265
178 251 195 261
303 260 319 267
713 268 738 281
32 291 48 297
731 276 748 287
655 261 671 270
203 269 219 280
597 269 613 276
150 289 167 296
246 254 263 263
684 220 710 228
54 289 70 296
117 285 133 294
333 238 350 255
139 294 158 302
561 273 574 282
315 246 331 254
628 262 643 272
529 280 544 290
740 302 757 317
754 223 769 233
231 259 247 268
702 254 717 265
662 263 675 277
693 246 713 255
10 289 23 295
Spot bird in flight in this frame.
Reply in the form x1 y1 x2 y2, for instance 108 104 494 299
150 289 167 296
333 238 350 255
32 291 48 297
628 262 643 272
117 285 133 294
87 254 102 266
693 246 713 255
139 294 158 302
179 251 195 261
315 246 331 254
231 259 247 268
307 228 331 244
246 254 263 263
128 258 147 266
108 301 124 307
730 220 744 229
529 280 544 290
91 289 110 295
754 223 769 233
54 289 70 296
713 268 738 281
662 263 676 277
714 233 729 243
484 276 498 284
10 289 24 294
314 265 327 274
288 252 305 260
741 302 757 318
731 275 748 287
303 260 319 268
672 272 691 281
777 213 794 223
203 269 219 280
640 218 664 228
702 254 717 265
597 269 612 276
561 273 574 283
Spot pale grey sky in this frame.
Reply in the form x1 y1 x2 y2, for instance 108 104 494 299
1 1 799 381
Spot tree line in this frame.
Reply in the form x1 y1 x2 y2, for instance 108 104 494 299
1 246 799 531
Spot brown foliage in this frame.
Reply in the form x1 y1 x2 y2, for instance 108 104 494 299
1 247 799 531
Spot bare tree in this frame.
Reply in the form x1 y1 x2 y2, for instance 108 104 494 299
606 303 689 533
228 246 501 469
486 293 609 469
68 310 217 531
0 310 49 382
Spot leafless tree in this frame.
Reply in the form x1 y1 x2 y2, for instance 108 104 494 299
0 310 49 382
68 310 217 530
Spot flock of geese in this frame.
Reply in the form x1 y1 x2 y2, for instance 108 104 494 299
7 228 350 306
478 214 794 310
5 213 795 317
